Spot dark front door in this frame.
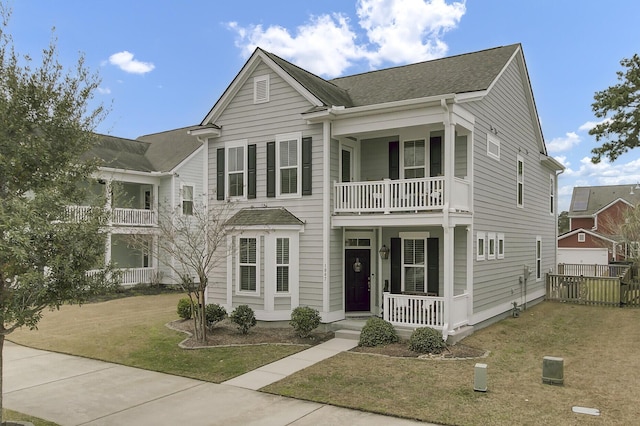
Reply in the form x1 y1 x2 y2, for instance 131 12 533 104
345 249 371 311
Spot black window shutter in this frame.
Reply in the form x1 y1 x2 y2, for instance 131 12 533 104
302 137 312 195
390 237 401 294
266 141 275 198
247 144 256 199
216 148 225 200
429 136 442 177
389 141 399 180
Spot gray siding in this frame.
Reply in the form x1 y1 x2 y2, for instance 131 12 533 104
205 61 326 313
454 226 467 295
467 57 557 314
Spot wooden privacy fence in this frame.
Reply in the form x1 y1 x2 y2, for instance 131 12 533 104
546 274 640 307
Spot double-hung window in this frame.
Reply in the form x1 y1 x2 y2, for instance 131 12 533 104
239 237 258 293
403 238 425 292
276 133 301 197
227 143 246 198
276 238 289 293
182 185 193 215
403 140 426 179
477 232 486 261
550 175 555 215
517 155 524 207
536 236 542 281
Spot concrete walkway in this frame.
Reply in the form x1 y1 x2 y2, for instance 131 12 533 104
3 340 433 426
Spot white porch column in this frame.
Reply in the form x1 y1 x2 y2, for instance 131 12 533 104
442 100 456 211
322 120 331 316
105 232 112 266
443 224 455 335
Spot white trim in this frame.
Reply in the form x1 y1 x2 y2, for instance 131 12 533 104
321 309 345 323
225 139 248 200
236 234 261 296
549 174 555 215
226 235 233 306
516 154 524 208
557 227 617 244
400 137 427 179
253 74 269 104
487 232 496 260
486 134 500 160
180 183 195 216
254 310 293 321
577 232 586 243
476 231 486 261
497 233 505 259
276 132 302 198
399 232 429 293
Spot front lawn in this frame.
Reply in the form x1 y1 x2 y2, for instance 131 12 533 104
265 302 640 425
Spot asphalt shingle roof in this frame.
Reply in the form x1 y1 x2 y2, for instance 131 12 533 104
569 185 640 216
225 207 304 227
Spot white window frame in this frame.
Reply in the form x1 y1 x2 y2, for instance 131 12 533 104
517 154 524 208
253 74 269 104
477 231 486 261
226 140 248 200
487 134 500 160
276 132 302 198
401 139 427 179
577 232 586 243
400 232 428 293
275 237 290 294
536 236 542 281
488 232 496 260
550 174 555 215
236 235 260 296
181 183 194 216
497 233 505 259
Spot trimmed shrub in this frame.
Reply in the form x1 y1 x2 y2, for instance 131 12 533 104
290 306 321 338
230 305 257 334
358 317 398 347
205 304 227 329
408 327 446 353
177 298 192 320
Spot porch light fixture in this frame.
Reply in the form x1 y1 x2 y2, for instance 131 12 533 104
379 244 390 260
353 258 362 273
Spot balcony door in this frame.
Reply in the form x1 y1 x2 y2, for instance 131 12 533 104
341 145 354 183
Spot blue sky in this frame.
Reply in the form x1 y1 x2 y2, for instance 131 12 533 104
8 0 640 211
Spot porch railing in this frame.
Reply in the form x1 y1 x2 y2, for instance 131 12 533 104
383 292 445 328
335 177 448 214
112 208 157 226
87 267 157 287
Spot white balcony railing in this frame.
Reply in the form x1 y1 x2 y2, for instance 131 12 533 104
334 177 469 214
112 208 157 226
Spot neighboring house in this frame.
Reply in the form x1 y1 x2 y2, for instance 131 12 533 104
188 43 563 339
558 185 640 264
73 128 204 286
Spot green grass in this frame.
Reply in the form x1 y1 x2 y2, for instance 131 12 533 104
8 293 306 383
265 302 640 425
3 408 59 425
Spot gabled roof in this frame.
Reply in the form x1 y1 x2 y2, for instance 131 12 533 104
569 185 640 216
558 227 618 244
200 43 522 125
328 44 520 107
84 127 202 174
225 207 304 227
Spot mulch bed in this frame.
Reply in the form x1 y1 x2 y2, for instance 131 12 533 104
168 319 487 359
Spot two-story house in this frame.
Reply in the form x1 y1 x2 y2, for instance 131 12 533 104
191 43 563 339
558 185 640 264
73 128 204 286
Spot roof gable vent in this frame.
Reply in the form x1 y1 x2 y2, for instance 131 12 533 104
254 75 269 104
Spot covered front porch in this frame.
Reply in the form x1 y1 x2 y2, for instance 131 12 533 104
340 223 472 339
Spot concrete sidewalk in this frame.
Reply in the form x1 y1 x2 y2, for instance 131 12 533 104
3 340 432 426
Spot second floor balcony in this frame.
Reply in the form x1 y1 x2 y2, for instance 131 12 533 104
334 176 470 215
66 205 157 226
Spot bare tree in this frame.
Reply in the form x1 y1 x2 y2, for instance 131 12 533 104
131 197 236 342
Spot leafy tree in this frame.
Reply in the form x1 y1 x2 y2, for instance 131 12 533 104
558 211 570 235
590 54 640 163
0 5 113 419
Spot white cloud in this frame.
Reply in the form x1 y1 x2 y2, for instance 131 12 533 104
226 0 466 77
108 51 155 74
547 132 581 153
97 87 111 95
578 118 610 132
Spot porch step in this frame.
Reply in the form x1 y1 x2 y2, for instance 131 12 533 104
334 329 361 341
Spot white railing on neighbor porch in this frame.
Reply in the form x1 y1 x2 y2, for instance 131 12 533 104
112 208 157 226
65 205 94 222
87 267 156 286
335 177 468 214
383 292 445 328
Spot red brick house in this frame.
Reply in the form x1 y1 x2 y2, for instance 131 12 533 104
558 185 640 264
